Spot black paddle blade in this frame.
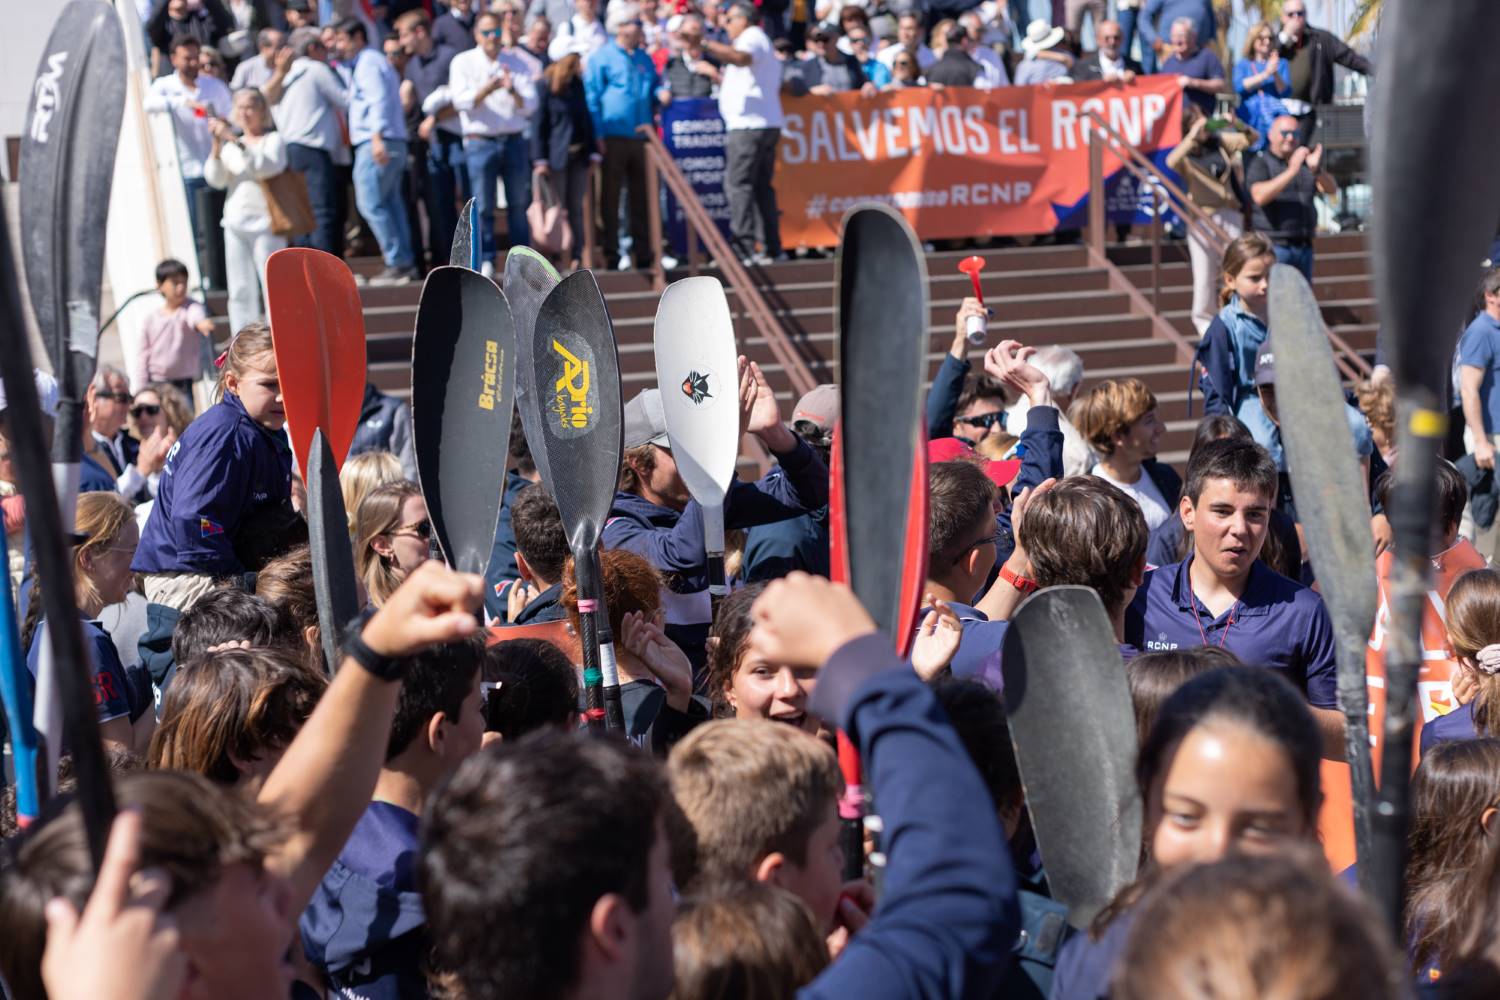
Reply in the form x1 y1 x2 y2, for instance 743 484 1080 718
504 248 563 490
0 192 114 868
833 204 929 636
19 0 125 464
528 270 623 554
450 197 476 269
1001 586 1139 929
1269 264 1378 889
1372 1 1500 406
307 430 360 673
411 266 517 575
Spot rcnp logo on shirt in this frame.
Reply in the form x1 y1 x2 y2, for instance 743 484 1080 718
548 335 596 438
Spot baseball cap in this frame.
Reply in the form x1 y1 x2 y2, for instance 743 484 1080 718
792 383 839 433
623 388 670 448
928 437 1021 488
1253 345 1276 386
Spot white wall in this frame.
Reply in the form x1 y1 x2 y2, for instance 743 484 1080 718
1 4 73 181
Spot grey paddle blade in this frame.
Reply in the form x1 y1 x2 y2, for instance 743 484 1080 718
1269 263 1378 889
528 270 622 554
450 197 476 269
307 429 360 674
411 266 517 575
19 0 125 464
834 203 928 635
505 247 563 488
1369 0 1500 935
1001 586 1139 929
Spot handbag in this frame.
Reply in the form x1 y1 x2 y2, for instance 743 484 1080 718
260 169 315 238
527 171 572 257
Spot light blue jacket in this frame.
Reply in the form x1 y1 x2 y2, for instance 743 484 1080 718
584 42 659 139
348 46 407 146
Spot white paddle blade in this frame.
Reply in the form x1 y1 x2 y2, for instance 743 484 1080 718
652 276 740 506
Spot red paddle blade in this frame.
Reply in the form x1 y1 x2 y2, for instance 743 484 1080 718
266 248 368 476
893 423 929 658
828 420 849 586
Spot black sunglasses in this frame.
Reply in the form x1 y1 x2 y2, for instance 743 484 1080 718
131 404 161 418
100 391 131 403
955 411 1005 431
392 519 433 540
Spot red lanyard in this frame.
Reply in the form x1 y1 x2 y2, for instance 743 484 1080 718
1188 588 1238 649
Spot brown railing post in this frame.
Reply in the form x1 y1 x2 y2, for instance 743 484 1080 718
1150 184 1162 311
687 224 699 276
1088 122 1105 257
644 149 666 291
582 162 599 271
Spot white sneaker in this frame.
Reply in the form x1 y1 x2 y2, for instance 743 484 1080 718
617 255 632 271
480 260 495 279
661 254 679 270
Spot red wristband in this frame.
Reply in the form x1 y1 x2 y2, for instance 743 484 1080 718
999 563 1039 595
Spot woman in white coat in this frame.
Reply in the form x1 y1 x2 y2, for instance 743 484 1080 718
205 87 287 335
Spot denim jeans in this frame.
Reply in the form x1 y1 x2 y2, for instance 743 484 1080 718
1273 241 1314 281
426 129 470 265
1117 6 1140 66
353 138 415 269
286 142 341 255
465 132 532 264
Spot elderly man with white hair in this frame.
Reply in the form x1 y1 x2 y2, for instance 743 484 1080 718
1006 346 1093 477
1160 15 1224 115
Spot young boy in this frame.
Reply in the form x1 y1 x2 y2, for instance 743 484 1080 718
300 634 487 999
667 719 849 934
133 259 216 397
1123 438 1344 755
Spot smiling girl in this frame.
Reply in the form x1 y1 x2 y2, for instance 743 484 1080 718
132 324 301 685
705 583 819 736
1051 667 1323 999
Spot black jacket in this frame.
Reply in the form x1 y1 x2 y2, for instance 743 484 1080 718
529 76 596 172
1071 51 1144 82
924 50 983 88
1281 25 1372 106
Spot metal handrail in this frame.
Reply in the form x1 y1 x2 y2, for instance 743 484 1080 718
636 124 818 397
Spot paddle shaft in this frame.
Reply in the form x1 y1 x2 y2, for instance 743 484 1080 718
1371 403 1445 934
575 545 624 734
0 525 39 825
704 502 727 626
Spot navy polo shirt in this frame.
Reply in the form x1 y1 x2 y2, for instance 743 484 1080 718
1124 557 1338 708
945 601 1007 690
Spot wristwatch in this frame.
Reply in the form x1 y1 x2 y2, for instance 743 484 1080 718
344 631 407 681
999 563 1039 595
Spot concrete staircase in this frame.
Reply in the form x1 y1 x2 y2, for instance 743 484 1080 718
211 232 1373 469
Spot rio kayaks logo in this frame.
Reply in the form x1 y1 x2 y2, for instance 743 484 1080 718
549 335 597 437
477 338 502 410
680 370 713 405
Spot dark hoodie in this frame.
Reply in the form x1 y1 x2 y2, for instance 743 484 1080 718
602 438 828 668
301 802 429 1000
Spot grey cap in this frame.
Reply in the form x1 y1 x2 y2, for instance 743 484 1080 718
624 388 670 448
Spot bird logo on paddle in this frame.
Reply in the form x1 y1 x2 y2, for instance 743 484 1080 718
680 371 712 406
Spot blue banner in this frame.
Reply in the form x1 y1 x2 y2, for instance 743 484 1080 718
659 97 735 258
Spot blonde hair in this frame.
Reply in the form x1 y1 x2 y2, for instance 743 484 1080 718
74 492 136 613
216 322 277 403
667 719 842 891
341 451 405 537
353 479 424 607
1242 20 1275 57
1354 379 1395 454
1071 378 1158 456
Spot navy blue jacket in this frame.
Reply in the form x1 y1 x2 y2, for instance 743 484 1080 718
301 801 428 1000
800 635 1019 998
349 383 417 482
1421 702 1478 757
743 508 830 581
133 392 293 577
529 76 596 172
483 471 534 621
1195 314 1242 417
510 581 565 625
926 352 969 442
1050 909 1137 1000
603 438 828 663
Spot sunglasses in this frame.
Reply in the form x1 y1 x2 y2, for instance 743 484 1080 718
130 404 161 418
1283 9 1305 16
391 519 433 540
100 391 131 403
955 411 1005 431
1273 128 1298 137
480 27 504 37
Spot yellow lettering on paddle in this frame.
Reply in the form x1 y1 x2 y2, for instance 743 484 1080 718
551 339 593 429
478 339 499 410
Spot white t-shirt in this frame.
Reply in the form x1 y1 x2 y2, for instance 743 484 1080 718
1091 463 1172 531
718 26 784 130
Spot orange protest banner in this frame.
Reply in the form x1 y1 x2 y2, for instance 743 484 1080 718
1317 539 1486 872
775 77 1185 247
